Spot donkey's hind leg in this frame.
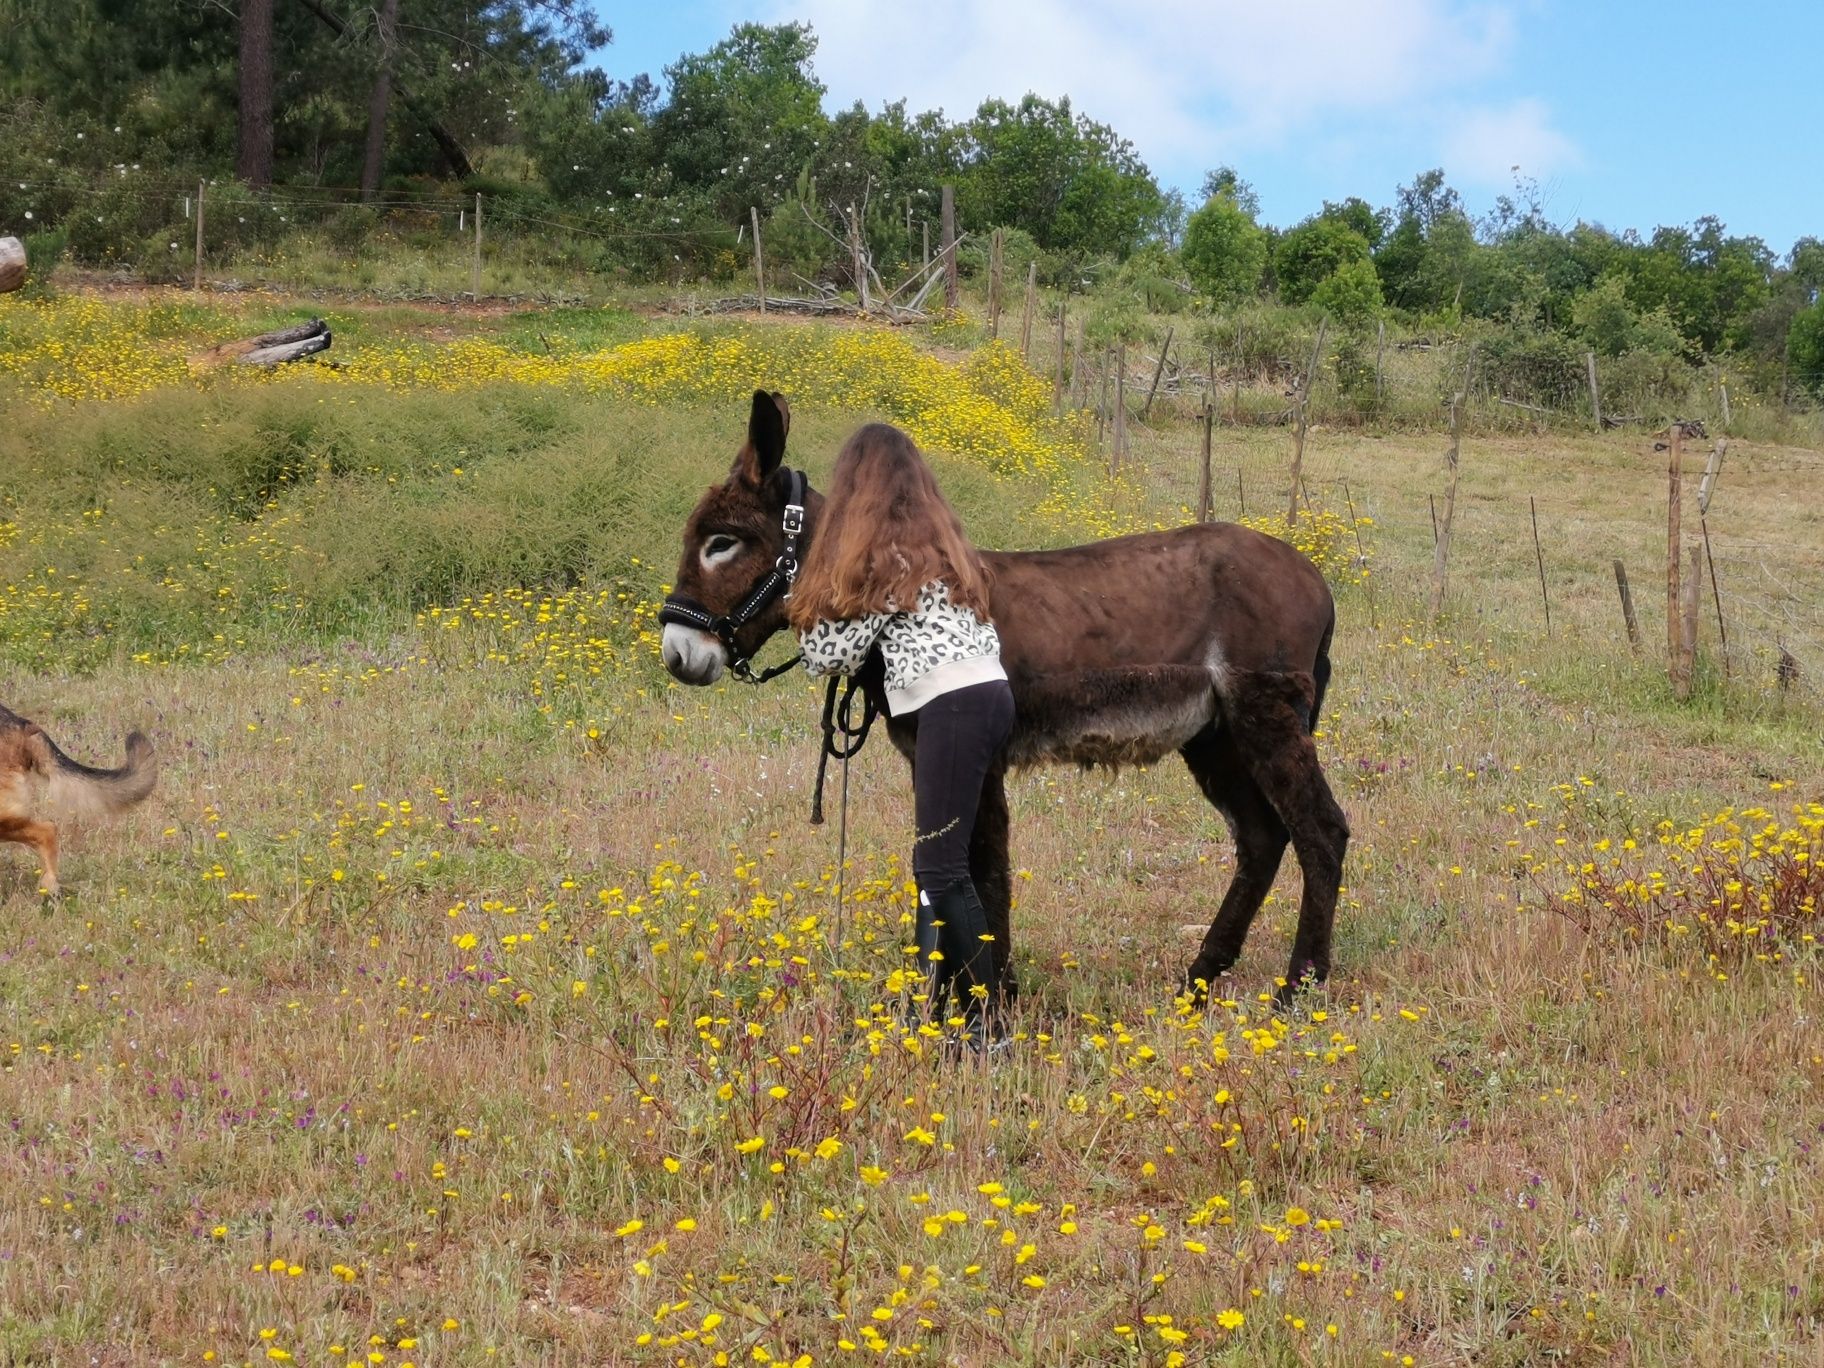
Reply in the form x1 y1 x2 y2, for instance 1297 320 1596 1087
968 766 1019 1003
1219 671 1349 1004
1179 726 1288 997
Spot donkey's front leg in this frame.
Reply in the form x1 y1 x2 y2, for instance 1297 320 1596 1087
968 767 1019 1004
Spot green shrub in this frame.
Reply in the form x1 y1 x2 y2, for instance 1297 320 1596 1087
1181 195 1268 303
1193 302 1315 383
1083 288 1150 346
1310 259 1384 327
1471 326 1587 407
1113 243 1190 314
1573 273 1685 360
1275 217 1372 305
957 225 1040 285
1789 301 1824 399
1331 333 1378 407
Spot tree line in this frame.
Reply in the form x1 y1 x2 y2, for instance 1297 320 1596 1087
2 6 1819 397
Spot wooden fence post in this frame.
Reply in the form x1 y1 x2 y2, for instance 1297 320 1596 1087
1069 316 1084 410
1678 543 1702 694
1667 424 1688 698
1375 319 1386 405
1777 646 1800 692
940 186 958 310
1052 301 1066 412
1613 560 1641 651
1196 396 1214 522
1231 320 1244 426
1342 478 1377 628
1696 434 1730 680
1585 351 1602 430
1530 495 1551 635
922 220 930 271
987 228 1003 338
1112 341 1128 472
750 205 765 312
1701 517 1731 680
1095 349 1112 449
194 178 206 291
472 191 482 301
1141 325 1174 421
1286 317 1328 526
1718 376 1731 429
1019 260 1037 358
1697 438 1727 515
1428 349 1472 620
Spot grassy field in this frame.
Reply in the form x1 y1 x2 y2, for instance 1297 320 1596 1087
1 289 1821 1367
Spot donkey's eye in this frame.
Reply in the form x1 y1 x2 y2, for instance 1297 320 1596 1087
706 535 738 555
701 534 742 566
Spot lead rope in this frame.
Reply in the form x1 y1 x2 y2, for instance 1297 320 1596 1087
835 735 851 943
810 674 877 940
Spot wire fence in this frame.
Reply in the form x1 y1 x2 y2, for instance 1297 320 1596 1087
1109 391 1823 701
5 174 1820 699
1 173 756 302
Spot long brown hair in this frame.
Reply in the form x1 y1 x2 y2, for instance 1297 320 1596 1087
788 424 992 628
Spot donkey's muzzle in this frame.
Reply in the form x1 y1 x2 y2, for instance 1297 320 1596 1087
661 621 726 685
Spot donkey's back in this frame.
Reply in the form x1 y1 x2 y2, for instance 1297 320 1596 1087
979 522 1334 769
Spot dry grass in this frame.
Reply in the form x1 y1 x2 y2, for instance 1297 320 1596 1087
1 297 1821 1367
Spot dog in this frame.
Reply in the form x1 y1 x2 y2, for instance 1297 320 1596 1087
0 703 157 896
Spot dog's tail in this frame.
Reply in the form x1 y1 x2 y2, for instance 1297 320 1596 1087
26 726 158 819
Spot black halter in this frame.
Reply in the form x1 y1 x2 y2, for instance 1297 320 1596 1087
658 468 808 684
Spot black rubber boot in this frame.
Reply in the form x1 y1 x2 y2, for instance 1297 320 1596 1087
923 879 1007 1052
910 890 951 1023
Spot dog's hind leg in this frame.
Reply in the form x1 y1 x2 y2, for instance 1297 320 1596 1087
1179 725 1288 997
0 817 60 897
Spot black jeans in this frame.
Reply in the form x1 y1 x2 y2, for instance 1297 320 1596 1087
911 679 1016 890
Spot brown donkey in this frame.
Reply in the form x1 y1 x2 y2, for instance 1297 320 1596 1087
660 392 1348 1005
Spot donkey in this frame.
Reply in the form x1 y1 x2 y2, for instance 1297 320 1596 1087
660 391 1349 1006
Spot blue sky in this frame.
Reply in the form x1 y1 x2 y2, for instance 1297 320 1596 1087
589 1 1820 254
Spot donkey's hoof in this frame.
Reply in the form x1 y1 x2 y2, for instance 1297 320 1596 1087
1178 961 1238 1006
1271 973 1328 1013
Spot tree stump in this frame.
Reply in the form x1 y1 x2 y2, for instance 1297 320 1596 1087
0 237 26 294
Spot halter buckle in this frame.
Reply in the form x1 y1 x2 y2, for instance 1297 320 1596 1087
782 503 804 536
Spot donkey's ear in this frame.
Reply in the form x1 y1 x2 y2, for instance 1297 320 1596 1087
734 389 790 488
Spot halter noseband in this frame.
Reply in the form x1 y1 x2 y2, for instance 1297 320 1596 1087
658 468 808 684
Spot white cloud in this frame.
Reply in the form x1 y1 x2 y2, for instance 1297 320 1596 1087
1440 97 1580 185
769 0 1575 193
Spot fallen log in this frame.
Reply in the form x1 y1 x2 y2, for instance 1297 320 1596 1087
0 236 25 293
190 318 332 369
684 293 872 318
1495 395 1552 416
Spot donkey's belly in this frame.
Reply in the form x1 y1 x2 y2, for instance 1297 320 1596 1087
1004 664 1218 769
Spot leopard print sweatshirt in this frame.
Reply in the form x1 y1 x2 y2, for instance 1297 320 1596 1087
796 580 1007 716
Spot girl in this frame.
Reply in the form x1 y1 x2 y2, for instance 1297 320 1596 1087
787 424 1015 1045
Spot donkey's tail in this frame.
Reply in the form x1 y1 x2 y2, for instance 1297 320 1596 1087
1308 604 1335 736
26 727 158 820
